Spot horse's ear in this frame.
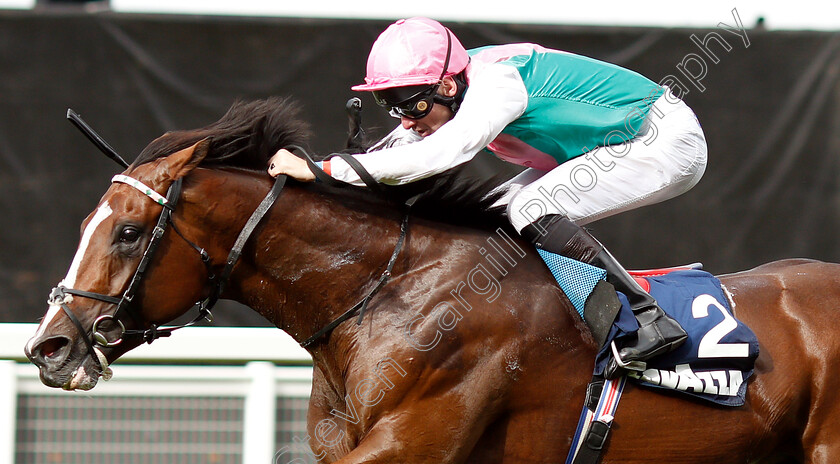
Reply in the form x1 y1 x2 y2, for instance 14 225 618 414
164 138 210 180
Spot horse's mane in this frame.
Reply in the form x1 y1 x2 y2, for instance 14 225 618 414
134 97 311 170
134 97 510 231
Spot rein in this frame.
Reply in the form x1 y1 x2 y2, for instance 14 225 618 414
300 210 410 348
288 145 419 348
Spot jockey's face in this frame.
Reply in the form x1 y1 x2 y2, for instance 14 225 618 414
399 76 458 137
400 100 453 136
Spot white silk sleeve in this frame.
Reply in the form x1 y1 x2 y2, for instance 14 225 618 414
366 125 423 151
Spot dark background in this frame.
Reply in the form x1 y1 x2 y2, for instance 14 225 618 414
2 10 839 326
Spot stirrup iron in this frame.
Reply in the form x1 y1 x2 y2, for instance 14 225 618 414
610 341 647 372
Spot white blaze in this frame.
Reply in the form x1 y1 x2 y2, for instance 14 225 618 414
29 203 113 348
62 202 114 289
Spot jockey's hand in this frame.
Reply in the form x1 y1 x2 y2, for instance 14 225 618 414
267 149 316 181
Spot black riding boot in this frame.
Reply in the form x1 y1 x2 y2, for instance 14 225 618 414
522 215 687 378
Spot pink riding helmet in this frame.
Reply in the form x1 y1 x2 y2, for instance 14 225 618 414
351 17 470 92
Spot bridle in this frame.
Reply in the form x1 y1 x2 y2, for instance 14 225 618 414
48 171 288 371
54 111 414 378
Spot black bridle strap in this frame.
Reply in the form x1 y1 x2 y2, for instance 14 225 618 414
119 179 182 320
286 145 419 348
49 178 184 349
122 175 288 342
49 287 98 360
60 287 122 306
62 305 97 356
107 176 210 343
300 203 414 349
61 108 291 348
53 173 288 348
287 144 386 195
170 220 212 271
202 174 288 310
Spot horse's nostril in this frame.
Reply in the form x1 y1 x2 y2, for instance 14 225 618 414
39 337 69 359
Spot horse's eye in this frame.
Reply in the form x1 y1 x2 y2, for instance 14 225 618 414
119 226 141 244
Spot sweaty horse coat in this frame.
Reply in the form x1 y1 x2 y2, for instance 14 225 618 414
26 99 840 463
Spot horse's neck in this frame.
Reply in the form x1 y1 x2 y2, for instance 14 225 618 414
263 190 406 340
185 170 407 344
185 170 590 379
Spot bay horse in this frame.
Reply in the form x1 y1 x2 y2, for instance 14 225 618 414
25 98 840 463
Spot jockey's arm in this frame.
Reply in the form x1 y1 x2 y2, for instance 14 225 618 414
322 63 528 186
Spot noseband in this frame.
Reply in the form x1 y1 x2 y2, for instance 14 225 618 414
49 172 288 365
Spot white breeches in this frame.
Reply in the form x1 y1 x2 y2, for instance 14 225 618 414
498 91 708 232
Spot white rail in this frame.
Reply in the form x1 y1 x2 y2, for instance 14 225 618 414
1 323 315 464
1 323 311 363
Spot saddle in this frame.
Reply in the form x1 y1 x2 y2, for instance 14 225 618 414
541 252 761 463
538 250 759 406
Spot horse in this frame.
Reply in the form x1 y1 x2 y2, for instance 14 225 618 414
25 98 840 463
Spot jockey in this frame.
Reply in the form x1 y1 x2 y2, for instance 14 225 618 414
268 17 708 377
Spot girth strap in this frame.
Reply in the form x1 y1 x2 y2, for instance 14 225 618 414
566 375 627 464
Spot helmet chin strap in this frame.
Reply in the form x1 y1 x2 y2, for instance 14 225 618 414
433 71 468 115
433 93 460 114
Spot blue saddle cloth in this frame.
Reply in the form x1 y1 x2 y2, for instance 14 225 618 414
538 252 759 407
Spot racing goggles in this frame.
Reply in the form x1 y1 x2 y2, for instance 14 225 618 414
372 83 441 120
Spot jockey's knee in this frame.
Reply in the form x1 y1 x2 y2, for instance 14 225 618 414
681 135 708 192
506 189 551 233
662 132 709 199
